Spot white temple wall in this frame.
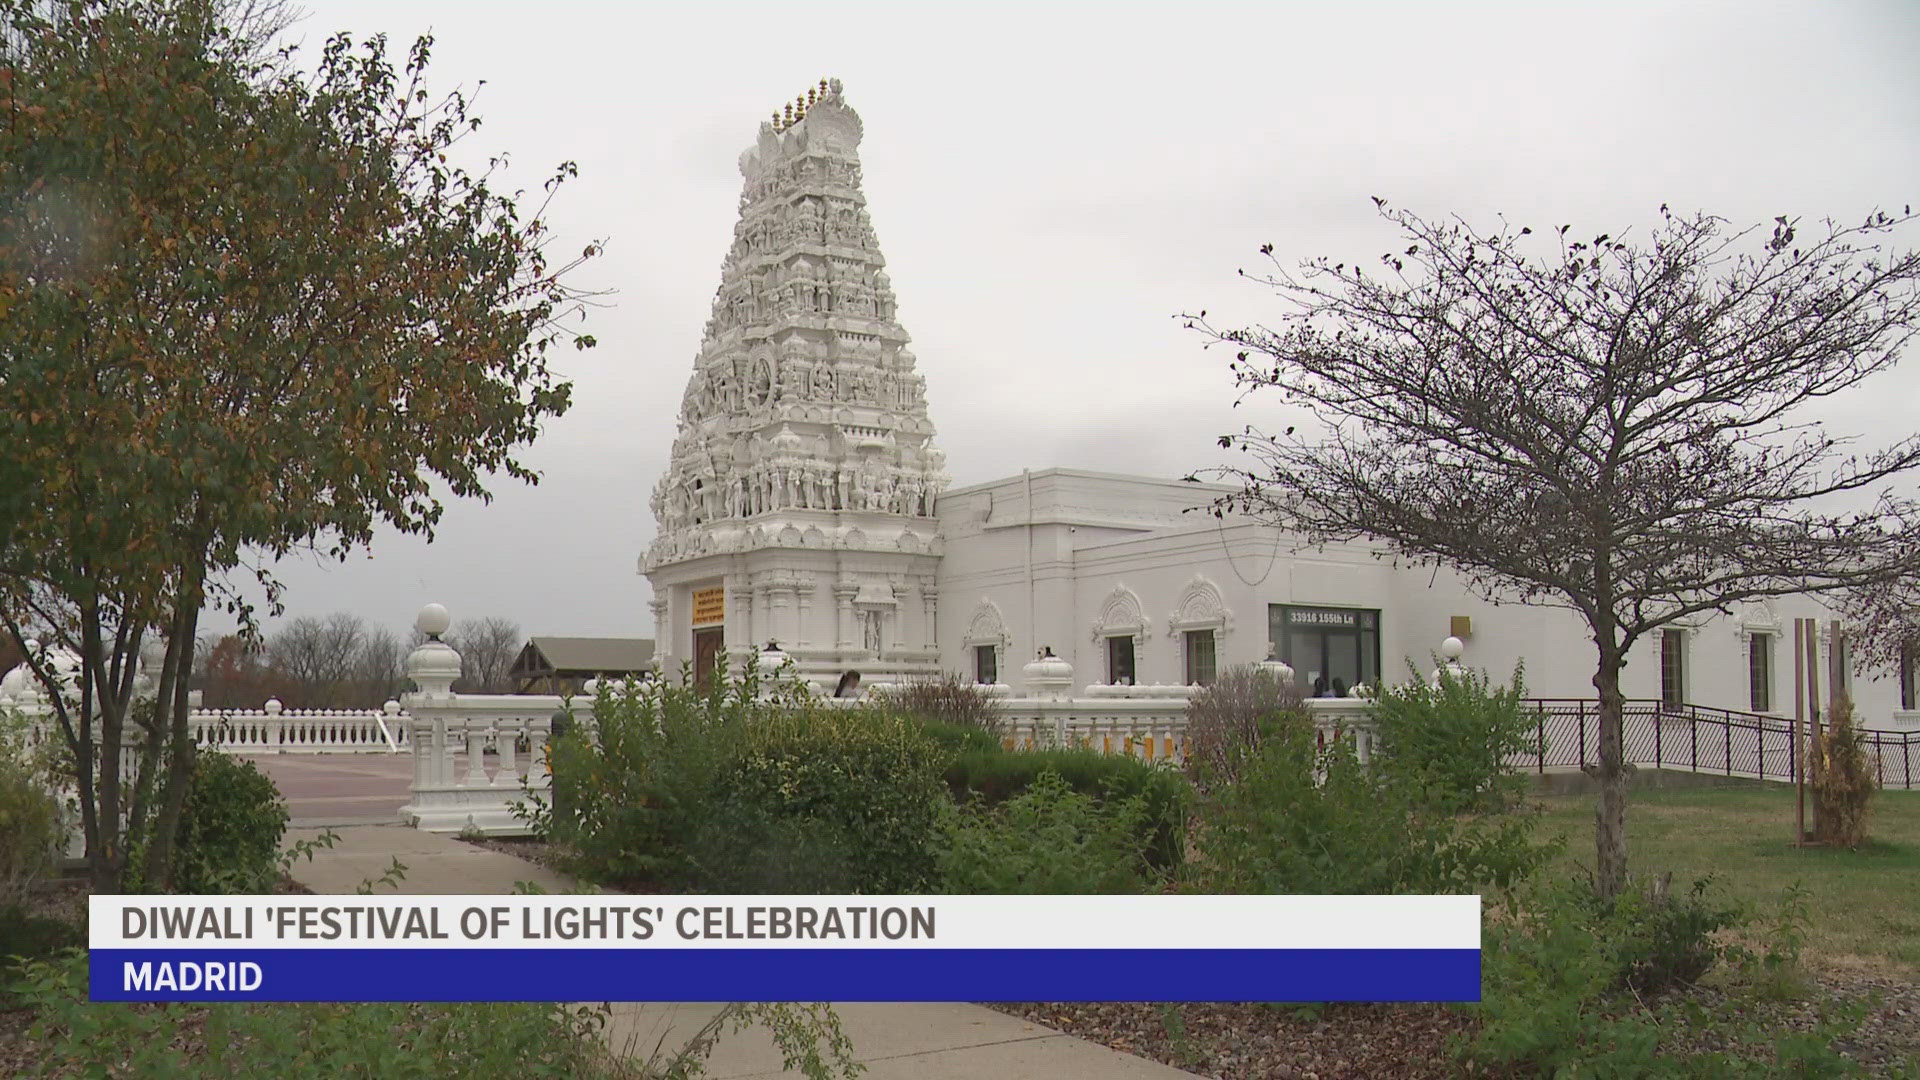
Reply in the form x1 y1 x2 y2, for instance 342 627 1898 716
932 473 1909 723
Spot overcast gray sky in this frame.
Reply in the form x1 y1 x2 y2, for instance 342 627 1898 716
216 0 1920 640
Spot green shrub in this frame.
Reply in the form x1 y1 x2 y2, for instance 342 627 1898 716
1368 660 1533 813
543 665 948 893
536 668 774 887
0 908 84 1002
912 718 1003 756
1191 720 1552 895
1183 664 1307 788
1596 873 1746 995
0 755 64 912
10 950 613 1078
689 705 947 893
943 746 1188 871
1464 876 1862 1077
1810 694 1876 847
869 674 1004 738
169 750 291 894
937 769 1161 894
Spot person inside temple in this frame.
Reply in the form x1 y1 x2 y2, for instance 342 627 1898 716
834 670 863 698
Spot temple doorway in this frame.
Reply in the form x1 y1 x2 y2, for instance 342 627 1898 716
693 627 725 690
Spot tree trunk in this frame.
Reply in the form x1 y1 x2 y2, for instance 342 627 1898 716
81 600 127 893
1591 649 1630 899
142 568 205 891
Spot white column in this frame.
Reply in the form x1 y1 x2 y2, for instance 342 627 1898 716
649 596 670 671
920 575 938 651
834 582 858 649
796 580 815 647
729 585 756 656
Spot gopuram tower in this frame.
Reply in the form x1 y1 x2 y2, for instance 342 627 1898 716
644 80 948 688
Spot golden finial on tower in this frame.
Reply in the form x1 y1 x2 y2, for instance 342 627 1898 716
820 77 829 96
783 101 794 124
807 87 817 107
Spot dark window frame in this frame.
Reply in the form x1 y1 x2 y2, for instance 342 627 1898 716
1106 635 1137 686
973 644 997 686
1268 605 1383 695
1183 629 1217 687
1660 629 1686 709
1748 632 1772 713
1899 642 1917 712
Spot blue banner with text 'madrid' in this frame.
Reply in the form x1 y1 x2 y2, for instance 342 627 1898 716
91 895 1480 1003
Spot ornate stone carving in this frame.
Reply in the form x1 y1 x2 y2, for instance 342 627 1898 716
1168 574 1232 637
966 598 1011 649
645 83 947 686
1091 584 1151 644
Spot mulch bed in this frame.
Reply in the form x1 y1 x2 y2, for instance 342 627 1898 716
989 969 1920 1078
987 1001 1471 1079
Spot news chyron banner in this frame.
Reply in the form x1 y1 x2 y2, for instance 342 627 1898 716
92 895 1480 1003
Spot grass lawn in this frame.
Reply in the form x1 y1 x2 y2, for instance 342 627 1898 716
1533 781 1920 974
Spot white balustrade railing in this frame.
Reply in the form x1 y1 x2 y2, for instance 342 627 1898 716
21 613 1915 847
188 700 407 754
9 696 410 756
397 692 568 836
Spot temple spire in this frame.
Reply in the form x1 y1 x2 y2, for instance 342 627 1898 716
644 84 947 688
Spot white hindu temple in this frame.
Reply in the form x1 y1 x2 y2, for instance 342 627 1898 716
645 81 1918 724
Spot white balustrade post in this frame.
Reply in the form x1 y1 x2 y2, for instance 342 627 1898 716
464 720 489 788
263 699 284 751
404 603 462 793
1022 648 1073 746
492 719 520 789
1431 635 1467 688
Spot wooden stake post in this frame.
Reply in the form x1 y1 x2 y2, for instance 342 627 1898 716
1805 618 1823 842
1794 618 1806 845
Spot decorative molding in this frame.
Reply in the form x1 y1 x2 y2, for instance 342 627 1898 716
1733 600 1780 646
1090 583 1150 645
1168 574 1232 638
645 81 947 573
965 598 1011 648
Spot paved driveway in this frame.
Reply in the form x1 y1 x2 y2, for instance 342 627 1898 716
246 752 413 826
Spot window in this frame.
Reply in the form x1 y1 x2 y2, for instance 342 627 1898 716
1901 642 1916 712
1660 629 1686 708
1184 630 1216 687
1268 605 1382 696
1748 633 1772 713
973 644 997 686
1106 636 1136 685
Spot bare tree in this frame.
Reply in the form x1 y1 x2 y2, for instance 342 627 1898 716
1189 203 1920 899
354 625 407 705
267 612 367 708
197 631 282 708
447 616 522 694
1842 571 1919 694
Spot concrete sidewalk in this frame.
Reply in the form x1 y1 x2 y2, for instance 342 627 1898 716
283 824 582 894
606 1001 1200 1079
251 753 413 828
286 825 1197 1079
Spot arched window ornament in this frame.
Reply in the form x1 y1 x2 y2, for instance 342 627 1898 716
964 598 1010 686
1091 584 1150 686
1090 584 1150 645
1167 574 1231 638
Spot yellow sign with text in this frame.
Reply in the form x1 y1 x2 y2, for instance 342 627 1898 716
692 587 725 627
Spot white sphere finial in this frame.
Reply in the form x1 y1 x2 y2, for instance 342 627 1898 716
1440 636 1465 661
416 603 451 639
